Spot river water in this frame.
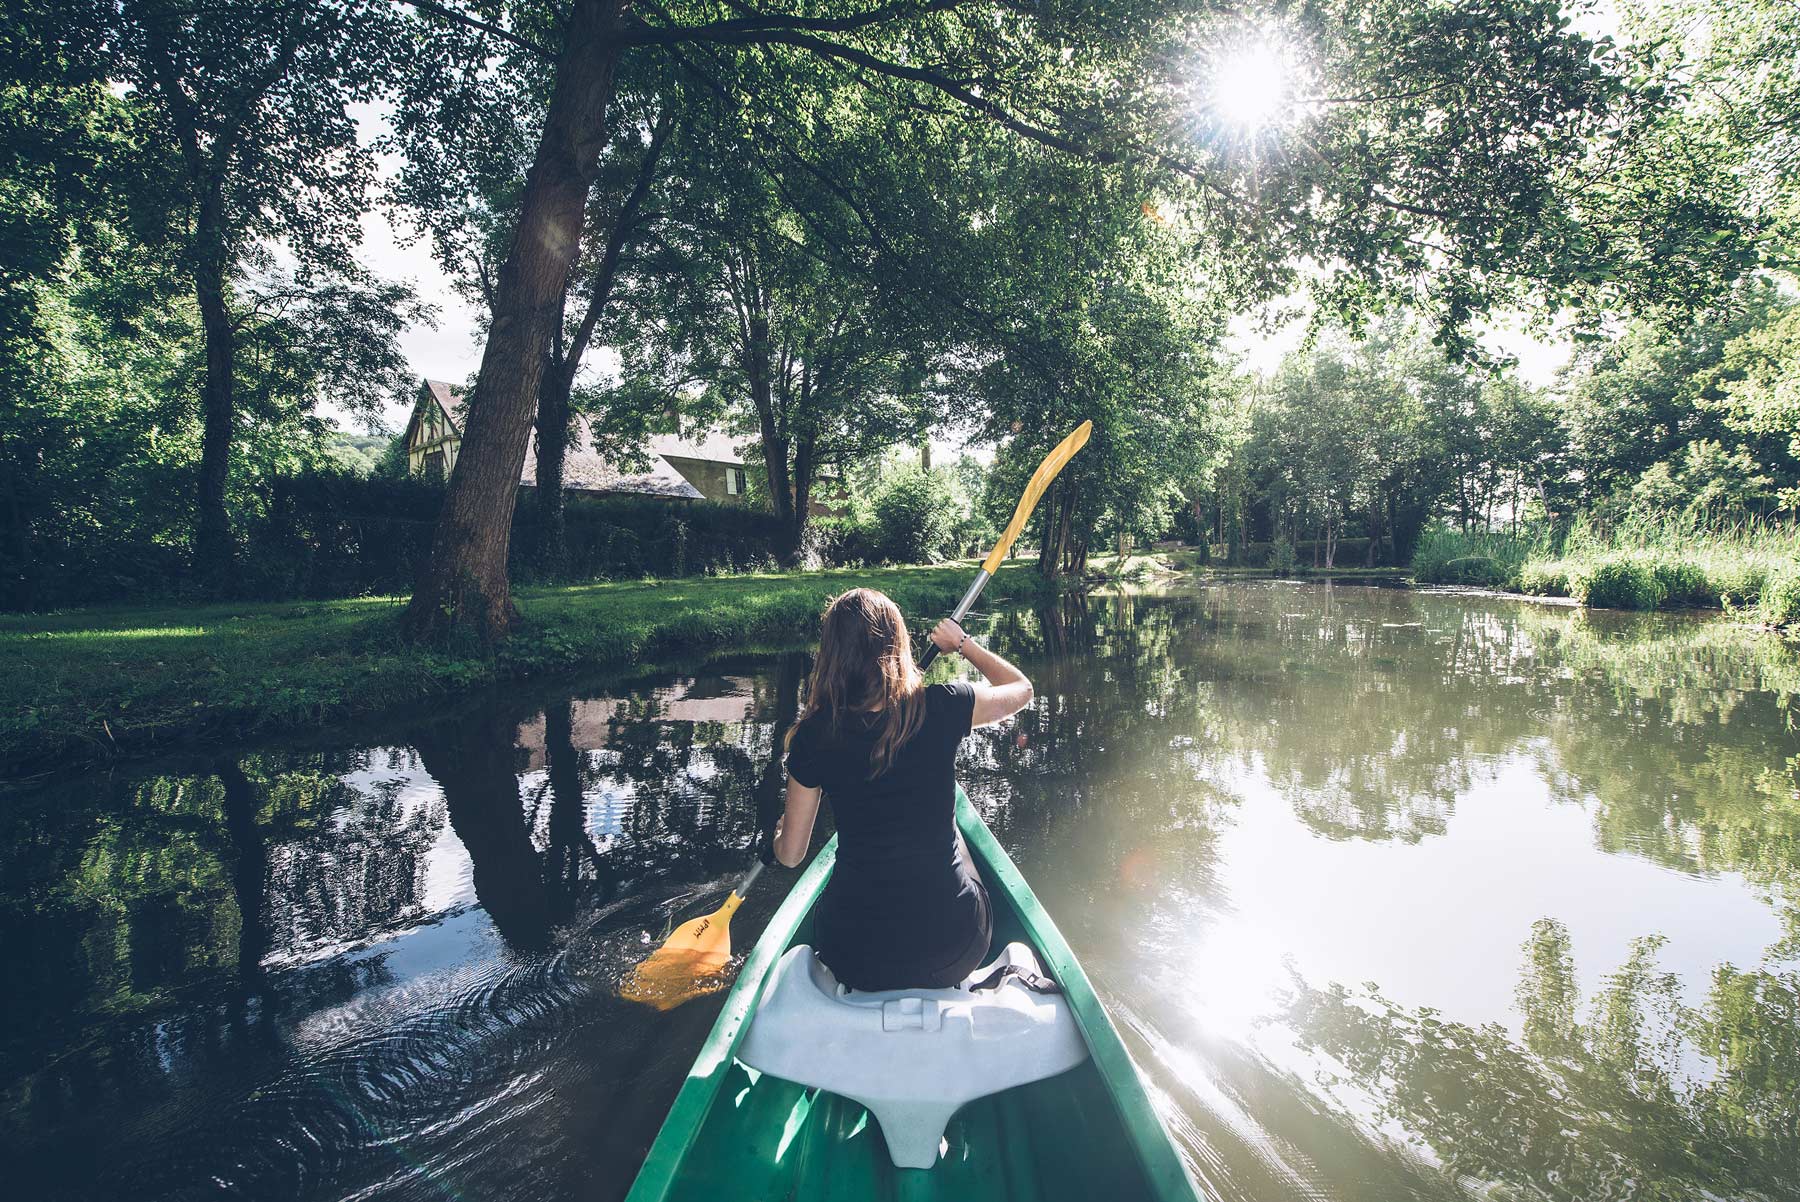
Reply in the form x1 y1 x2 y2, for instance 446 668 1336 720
4 581 1798 1201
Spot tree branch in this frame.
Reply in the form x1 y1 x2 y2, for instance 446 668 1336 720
622 0 967 47
400 0 558 61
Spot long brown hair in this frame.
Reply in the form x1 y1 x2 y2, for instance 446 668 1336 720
786 588 926 777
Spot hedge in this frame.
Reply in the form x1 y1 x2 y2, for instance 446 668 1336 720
20 471 793 610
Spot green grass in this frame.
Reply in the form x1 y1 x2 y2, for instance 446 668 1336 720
1412 527 1542 587
0 563 1045 776
1413 515 1800 627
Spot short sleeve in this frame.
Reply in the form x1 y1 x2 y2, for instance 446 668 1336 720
930 681 977 743
786 718 823 788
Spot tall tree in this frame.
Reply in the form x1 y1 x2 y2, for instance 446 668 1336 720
605 112 938 555
389 24 680 576
41 0 401 582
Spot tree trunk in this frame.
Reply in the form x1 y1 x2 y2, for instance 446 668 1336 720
218 759 269 984
748 312 796 543
531 111 672 581
535 355 575 579
192 231 236 585
0 438 35 610
1037 480 1068 579
789 436 816 558
404 0 627 642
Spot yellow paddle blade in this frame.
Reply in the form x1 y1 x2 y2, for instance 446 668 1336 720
982 420 1093 575
620 889 748 1011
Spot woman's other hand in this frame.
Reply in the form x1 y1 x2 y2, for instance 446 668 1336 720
928 618 966 654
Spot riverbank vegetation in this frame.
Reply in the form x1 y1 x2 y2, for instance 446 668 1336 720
0 562 1038 777
1413 518 1800 624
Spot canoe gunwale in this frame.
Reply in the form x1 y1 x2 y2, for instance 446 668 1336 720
625 830 840 1201
624 788 1202 1202
953 791 1201 1201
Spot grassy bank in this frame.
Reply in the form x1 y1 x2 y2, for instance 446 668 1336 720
1413 518 1800 627
0 563 1046 777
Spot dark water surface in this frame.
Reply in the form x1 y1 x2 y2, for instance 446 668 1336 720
5 582 1799 1201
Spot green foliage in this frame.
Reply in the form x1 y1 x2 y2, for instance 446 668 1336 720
1517 561 1570 596
1511 513 1799 613
1439 556 1508 587
1570 557 1666 610
1412 526 1537 585
13 471 797 609
869 464 958 565
1759 569 1800 629
1268 538 1299 574
1211 324 1564 571
1648 558 1716 609
1564 279 1800 516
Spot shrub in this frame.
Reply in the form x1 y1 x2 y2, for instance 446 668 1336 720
1517 561 1571 596
1570 556 1665 610
1412 523 1534 584
1268 538 1299 574
801 515 881 568
870 465 959 564
1758 569 1800 628
1647 557 1715 609
1440 555 1508 586
1711 561 1769 608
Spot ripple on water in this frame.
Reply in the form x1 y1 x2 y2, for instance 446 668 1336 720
101 880 740 1202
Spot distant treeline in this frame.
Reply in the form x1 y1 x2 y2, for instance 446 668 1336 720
1198 287 1800 570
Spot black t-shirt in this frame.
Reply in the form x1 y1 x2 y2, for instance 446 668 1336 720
786 681 989 988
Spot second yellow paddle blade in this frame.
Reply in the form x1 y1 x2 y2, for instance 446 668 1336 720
620 890 746 1011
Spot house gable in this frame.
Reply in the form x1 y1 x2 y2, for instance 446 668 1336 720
405 379 466 480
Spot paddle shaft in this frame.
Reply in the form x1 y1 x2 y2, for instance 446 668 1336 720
916 569 990 671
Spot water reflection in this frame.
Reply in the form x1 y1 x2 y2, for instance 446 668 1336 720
2 586 1797 1202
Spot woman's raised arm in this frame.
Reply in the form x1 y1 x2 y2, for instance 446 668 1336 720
928 619 1034 728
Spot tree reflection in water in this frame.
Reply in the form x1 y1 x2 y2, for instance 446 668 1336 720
1284 918 1800 1200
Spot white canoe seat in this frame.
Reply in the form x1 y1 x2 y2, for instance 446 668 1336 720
735 942 1091 1169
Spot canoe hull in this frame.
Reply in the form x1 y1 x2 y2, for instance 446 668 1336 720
624 790 1201 1202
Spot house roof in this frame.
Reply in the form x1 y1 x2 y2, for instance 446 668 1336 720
415 379 746 499
522 418 704 499
424 379 466 429
652 430 745 465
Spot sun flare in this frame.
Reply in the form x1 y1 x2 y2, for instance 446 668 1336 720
1207 43 1290 133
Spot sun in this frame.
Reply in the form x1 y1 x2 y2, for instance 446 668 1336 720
1206 43 1290 133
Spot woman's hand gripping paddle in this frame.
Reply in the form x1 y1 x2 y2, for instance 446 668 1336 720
620 862 764 1010
918 419 1093 670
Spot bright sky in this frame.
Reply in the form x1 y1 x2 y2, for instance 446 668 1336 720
1227 309 1573 389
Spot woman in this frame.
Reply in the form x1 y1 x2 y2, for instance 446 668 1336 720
769 588 1034 991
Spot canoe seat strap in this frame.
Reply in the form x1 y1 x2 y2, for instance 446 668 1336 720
966 961 1061 995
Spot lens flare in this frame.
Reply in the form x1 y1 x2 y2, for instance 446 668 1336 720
1208 43 1289 133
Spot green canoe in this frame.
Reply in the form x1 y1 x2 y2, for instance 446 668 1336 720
624 789 1203 1201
